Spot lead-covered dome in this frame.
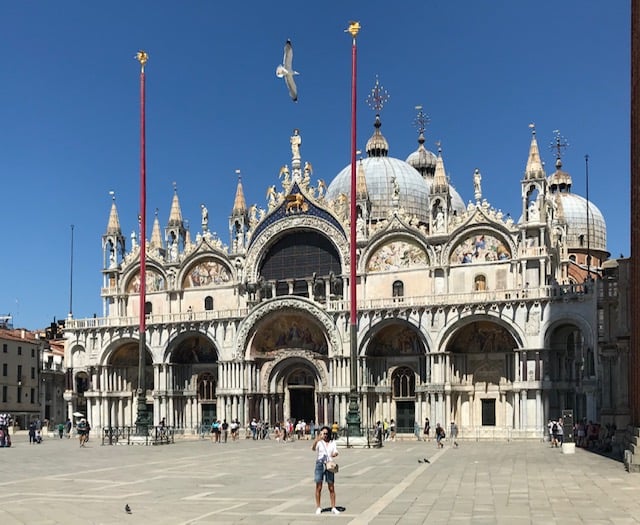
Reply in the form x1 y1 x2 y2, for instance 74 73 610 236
549 160 607 251
326 115 465 223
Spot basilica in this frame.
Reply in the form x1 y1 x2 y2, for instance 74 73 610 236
63 111 616 440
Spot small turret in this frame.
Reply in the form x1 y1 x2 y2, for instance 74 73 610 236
102 192 125 269
229 171 248 252
165 183 186 262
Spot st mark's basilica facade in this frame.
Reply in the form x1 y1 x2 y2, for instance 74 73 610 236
64 112 614 439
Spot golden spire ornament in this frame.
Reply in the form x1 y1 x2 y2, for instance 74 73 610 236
135 50 149 71
346 21 361 39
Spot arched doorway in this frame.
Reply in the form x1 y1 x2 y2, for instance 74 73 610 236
169 333 218 428
392 366 416 432
447 321 518 430
287 368 315 423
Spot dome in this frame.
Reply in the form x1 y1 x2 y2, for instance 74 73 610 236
327 115 466 223
555 192 607 252
327 157 432 222
548 161 607 252
326 157 466 223
406 132 437 176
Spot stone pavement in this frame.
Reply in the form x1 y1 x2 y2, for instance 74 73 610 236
1 432 640 525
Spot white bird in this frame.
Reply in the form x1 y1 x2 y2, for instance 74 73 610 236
276 39 299 102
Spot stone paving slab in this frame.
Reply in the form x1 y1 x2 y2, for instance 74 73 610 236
1 433 639 524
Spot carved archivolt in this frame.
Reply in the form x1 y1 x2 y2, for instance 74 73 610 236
244 217 349 282
260 349 329 391
235 298 341 361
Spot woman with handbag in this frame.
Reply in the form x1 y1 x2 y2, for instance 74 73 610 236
312 425 340 515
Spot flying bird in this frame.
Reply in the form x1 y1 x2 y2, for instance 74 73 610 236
276 39 299 102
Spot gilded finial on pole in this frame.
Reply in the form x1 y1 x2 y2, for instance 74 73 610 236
135 50 149 71
346 21 361 39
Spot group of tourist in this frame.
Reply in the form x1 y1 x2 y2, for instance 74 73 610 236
0 413 11 447
412 418 459 447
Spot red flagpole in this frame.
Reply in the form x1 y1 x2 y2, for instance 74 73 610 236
349 30 358 329
139 56 147 337
346 22 362 437
135 50 149 429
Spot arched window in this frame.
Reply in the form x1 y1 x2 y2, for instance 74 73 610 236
392 280 404 300
474 275 487 291
392 367 415 399
144 302 152 315
198 373 216 400
204 296 213 311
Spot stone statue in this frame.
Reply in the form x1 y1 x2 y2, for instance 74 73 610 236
201 204 209 230
473 169 482 200
290 128 301 159
130 230 137 249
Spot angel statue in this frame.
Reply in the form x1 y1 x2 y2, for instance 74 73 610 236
279 165 291 186
316 179 327 199
266 185 278 209
248 204 258 227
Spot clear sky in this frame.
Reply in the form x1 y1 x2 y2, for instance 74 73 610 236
0 1 630 330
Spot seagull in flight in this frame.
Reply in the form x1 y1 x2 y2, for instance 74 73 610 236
276 39 299 102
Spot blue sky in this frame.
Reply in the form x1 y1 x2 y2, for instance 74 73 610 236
0 1 629 329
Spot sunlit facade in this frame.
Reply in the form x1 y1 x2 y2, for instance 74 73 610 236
64 118 617 439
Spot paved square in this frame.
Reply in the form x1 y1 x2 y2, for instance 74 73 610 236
1 433 640 524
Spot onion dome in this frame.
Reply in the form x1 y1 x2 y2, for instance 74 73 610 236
365 114 389 157
406 132 437 177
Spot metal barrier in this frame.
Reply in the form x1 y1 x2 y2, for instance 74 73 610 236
101 426 175 446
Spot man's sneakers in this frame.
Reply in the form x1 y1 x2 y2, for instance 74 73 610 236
331 508 341 515
315 507 322 515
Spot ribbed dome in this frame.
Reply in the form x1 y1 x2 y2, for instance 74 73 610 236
327 157 432 222
327 115 465 223
326 157 466 223
547 160 607 251
554 192 607 251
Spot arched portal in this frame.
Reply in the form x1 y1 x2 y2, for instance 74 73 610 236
362 322 426 431
446 320 519 431
101 342 154 427
261 357 323 426
168 333 219 428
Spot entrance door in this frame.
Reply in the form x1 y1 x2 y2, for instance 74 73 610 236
396 401 415 433
290 387 314 422
481 399 496 426
202 404 216 427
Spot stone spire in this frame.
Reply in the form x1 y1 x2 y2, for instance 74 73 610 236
103 192 125 270
105 192 122 236
232 174 247 216
356 158 369 200
165 183 186 260
150 209 163 251
524 124 546 180
431 145 449 194
167 183 184 228
230 171 249 253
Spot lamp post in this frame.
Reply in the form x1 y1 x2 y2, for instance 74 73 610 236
134 50 150 434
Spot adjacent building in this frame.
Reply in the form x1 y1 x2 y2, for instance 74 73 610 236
0 323 44 429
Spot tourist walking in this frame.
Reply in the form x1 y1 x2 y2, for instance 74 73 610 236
435 423 446 448
424 418 431 441
312 425 340 515
450 421 459 447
